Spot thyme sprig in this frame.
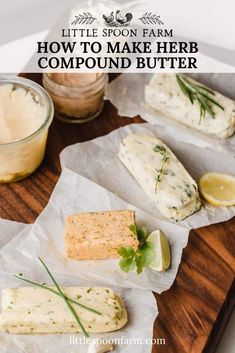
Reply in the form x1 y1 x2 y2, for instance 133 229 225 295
176 74 224 121
153 145 169 192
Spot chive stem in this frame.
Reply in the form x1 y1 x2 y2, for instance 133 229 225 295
38 257 89 337
14 275 101 316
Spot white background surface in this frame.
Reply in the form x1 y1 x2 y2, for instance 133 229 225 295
0 1 234 351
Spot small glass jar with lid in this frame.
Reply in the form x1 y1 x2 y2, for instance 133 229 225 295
43 72 108 123
0 76 54 183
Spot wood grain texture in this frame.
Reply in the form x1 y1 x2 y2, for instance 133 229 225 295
0 73 234 353
154 220 235 353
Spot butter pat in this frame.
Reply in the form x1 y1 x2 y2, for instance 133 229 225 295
65 210 138 260
145 74 235 138
0 287 127 334
119 133 201 221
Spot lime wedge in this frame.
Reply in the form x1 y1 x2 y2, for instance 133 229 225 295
148 230 171 271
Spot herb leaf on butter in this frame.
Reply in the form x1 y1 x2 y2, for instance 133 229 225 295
176 74 224 121
129 224 138 237
153 145 170 192
129 224 148 246
118 226 155 274
153 145 166 154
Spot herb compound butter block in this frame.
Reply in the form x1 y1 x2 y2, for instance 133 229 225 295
118 134 201 221
65 210 138 260
0 287 127 334
145 74 235 138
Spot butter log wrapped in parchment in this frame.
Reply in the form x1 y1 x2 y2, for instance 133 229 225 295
0 287 127 334
118 133 201 221
145 74 235 139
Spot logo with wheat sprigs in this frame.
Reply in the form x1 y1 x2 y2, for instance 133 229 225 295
138 12 164 25
103 10 133 27
71 12 96 25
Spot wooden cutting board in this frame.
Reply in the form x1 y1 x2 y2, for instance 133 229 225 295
0 73 234 353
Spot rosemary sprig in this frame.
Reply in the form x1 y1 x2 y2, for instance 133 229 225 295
14 275 101 316
153 145 169 192
38 257 89 337
176 74 224 121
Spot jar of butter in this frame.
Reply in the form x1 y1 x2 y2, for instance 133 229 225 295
42 72 108 123
0 77 54 183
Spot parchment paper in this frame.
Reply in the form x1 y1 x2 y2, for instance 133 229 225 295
58 122 235 296
0 219 26 248
1 72 235 351
60 123 235 230
0 168 188 293
0 213 157 353
105 73 235 154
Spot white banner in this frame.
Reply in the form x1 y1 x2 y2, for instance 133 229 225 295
0 0 235 73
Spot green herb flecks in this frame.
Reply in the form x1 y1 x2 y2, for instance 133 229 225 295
153 145 169 192
153 145 167 155
38 258 89 337
118 225 155 274
176 74 224 121
15 258 104 338
14 275 101 316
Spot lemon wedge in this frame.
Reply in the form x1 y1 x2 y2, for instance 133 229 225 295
148 230 171 271
199 172 235 206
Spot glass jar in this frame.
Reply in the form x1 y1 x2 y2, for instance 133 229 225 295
0 77 54 183
42 72 108 123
